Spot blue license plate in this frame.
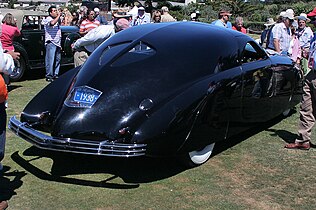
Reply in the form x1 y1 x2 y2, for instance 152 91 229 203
73 87 102 107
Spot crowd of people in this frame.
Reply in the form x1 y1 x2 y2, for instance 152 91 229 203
212 6 316 150
2 4 316 209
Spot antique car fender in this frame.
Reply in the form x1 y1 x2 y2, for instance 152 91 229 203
63 32 81 57
20 66 81 131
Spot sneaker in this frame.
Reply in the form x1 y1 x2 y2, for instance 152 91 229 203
45 77 53 82
0 200 8 210
284 141 310 150
53 75 59 79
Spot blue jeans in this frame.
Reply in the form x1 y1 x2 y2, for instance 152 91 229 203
0 103 6 162
45 42 61 78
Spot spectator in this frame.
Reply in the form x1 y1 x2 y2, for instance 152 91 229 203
212 10 232 28
71 11 80 27
277 11 286 23
296 13 313 75
79 9 100 36
78 6 88 22
190 11 201 22
112 9 131 26
286 8 298 29
232 16 247 34
96 8 108 25
0 41 19 210
1 13 21 51
41 5 62 82
284 7 316 150
267 11 294 54
61 8 73 26
131 7 150 26
0 13 20 85
160 6 176 22
72 18 130 67
288 26 301 64
94 7 100 17
151 10 161 23
260 18 276 47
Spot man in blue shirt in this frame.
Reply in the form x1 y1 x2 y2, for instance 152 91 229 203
212 10 232 28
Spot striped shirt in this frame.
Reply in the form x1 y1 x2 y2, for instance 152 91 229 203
41 16 61 47
80 19 100 34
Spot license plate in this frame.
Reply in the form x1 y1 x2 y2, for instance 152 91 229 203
73 87 102 107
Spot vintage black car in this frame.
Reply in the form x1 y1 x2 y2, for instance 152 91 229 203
0 9 80 81
9 22 303 167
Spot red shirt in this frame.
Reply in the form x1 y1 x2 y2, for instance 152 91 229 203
79 19 100 35
232 26 247 34
0 23 21 51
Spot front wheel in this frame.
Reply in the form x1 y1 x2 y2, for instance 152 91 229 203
180 143 216 168
9 56 26 82
282 108 291 117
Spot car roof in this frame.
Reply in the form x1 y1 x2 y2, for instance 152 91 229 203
0 8 47 29
109 21 250 44
106 21 252 59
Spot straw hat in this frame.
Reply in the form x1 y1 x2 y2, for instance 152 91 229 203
295 13 310 22
264 18 276 26
113 9 130 18
283 11 294 20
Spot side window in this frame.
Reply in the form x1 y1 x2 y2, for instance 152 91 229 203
241 41 268 64
217 53 239 72
22 15 42 30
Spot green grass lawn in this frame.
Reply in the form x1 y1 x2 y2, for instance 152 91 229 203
2 70 316 210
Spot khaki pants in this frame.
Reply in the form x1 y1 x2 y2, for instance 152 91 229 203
74 51 89 67
296 70 316 143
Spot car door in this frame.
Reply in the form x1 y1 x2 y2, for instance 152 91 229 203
240 41 275 123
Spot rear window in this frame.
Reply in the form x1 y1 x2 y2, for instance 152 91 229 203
111 41 156 67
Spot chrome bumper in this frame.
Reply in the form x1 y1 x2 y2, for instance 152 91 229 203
9 116 147 157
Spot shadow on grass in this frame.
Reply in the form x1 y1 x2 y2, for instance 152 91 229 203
7 85 23 92
11 149 186 188
10 111 297 188
0 166 26 201
212 110 296 156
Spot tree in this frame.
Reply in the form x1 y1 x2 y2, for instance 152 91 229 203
8 0 18 9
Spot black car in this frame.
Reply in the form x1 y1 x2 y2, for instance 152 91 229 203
9 22 303 167
0 9 80 81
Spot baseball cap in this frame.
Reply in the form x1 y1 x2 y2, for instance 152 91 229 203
307 7 316 17
219 10 232 16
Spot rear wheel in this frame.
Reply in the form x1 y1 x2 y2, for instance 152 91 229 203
180 143 216 168
9 56 26 82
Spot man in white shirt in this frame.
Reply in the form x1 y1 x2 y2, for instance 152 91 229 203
267 11 294 54
131 7 151 26
72 18 130 67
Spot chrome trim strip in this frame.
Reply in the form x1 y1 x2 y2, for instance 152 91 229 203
8 116 146 157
